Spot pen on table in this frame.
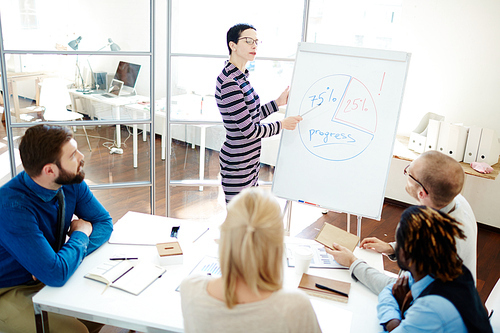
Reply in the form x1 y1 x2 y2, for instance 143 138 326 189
193 228 209 243
109 257 138 261
315 283 349 297
301 102 323 117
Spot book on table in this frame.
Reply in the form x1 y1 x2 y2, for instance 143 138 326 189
314 222 360 252
298 273 351 303
85 259 165 295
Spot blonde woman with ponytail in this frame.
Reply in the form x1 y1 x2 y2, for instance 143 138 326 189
180 188 321 333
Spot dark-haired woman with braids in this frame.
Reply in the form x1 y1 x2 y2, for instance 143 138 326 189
180 188 321 333
377 206 492 333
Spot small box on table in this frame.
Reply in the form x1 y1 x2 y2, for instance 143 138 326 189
156 241 183 265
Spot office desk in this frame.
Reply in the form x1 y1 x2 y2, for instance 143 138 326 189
132 95 224 190
33 212 383 333
125 101 167 168
171 95 222 191
69 90 149 167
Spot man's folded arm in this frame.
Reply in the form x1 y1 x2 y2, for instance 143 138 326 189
0 208 89 287
74 182 113 254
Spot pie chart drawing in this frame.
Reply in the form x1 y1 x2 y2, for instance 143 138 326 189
298 74 378 161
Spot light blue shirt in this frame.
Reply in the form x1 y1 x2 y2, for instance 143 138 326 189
377 273 467 332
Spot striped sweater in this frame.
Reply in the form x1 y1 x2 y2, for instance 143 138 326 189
215 61 281 202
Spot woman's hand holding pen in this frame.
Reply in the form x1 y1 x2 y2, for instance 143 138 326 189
281 116 302 130
275 86 289 106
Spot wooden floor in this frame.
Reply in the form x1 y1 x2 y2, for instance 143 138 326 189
0 117 498 333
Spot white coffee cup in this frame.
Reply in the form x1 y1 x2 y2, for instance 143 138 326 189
293 246 314 275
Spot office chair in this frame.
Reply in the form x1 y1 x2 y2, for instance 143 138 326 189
39 78 92 151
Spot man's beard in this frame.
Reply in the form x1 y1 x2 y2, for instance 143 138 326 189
55 160 85 185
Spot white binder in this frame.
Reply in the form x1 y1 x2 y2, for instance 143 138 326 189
477 128 500 166
424 119 441 152
463 127 482 163
436 122 469 162
408 112 445 153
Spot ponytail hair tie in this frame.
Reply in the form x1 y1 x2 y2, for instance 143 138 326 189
247 225 255 233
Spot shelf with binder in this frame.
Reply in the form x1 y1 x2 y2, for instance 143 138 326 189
393 135 499 180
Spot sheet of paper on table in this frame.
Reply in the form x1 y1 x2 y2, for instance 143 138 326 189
286 240 347 269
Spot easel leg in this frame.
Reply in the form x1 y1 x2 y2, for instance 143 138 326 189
284 200 292 236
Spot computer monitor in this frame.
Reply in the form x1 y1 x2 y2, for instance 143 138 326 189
113 61 141 95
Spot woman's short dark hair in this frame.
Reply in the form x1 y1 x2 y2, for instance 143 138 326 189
226 23 256 55
19 125 73 177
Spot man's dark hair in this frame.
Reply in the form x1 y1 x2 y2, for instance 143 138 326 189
396 205 466 282
226 23 256 55
19 125 73 177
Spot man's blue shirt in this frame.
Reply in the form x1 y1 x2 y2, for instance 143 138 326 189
377 273 467 332
0 171 113 288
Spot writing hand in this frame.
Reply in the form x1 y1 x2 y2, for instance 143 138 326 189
68 219 93 237
281 116 303 130
324 242 357 268
275 86 289 106
359 237 394 255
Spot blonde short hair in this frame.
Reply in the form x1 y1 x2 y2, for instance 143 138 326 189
219 188 284 308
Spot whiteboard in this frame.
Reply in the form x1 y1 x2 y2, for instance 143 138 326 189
272 43 411 220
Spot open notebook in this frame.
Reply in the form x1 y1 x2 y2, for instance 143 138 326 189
85 259 165 295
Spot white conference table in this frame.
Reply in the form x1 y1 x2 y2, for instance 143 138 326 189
33 212 383 333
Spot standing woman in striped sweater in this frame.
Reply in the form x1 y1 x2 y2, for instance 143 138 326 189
216 23 302 203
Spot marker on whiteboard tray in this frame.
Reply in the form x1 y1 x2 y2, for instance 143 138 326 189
301 102 323 117
298 200 320 207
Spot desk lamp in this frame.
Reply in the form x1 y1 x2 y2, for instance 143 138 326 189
68 36 90 93
68 36 82 50
87 38 122 90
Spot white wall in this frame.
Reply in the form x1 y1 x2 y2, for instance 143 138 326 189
396 0 500 137
383 0 500 229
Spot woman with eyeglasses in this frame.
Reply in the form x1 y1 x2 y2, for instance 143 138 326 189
180 188 321 332
215 23 303 203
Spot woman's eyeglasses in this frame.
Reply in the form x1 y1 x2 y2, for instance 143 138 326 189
238 37 261 46
404 165 428 194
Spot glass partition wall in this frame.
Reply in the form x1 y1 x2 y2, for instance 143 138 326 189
0 0 156 220
166 0 304 218
0 0 403 220
166 0 403 218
